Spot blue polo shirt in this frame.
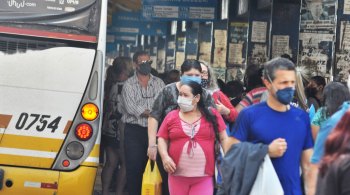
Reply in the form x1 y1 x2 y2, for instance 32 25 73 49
230 102 313 195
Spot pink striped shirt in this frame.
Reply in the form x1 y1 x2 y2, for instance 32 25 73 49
157 109 226 176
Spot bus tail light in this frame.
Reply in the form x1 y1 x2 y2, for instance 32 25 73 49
62 160 70 167
75 123 93 141
52 51 103 171
66 141 84 160
81 103 99 121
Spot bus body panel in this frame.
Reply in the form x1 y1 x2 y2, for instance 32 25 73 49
0 166 97 195
81 143 100 167
57 166 97 195
0 47 96 168
0 166 59 195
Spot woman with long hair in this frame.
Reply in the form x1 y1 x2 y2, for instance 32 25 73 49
316 110 350 195
199 61 238 123
101 56 133 195
157 81 235 195
311 82 350 141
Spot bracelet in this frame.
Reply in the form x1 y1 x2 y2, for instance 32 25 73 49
150 144 157 148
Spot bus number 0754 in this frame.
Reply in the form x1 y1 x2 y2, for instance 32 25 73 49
15 112 62 133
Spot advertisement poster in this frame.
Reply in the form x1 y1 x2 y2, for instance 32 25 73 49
199 42 212 63
335 53 350 82
340 21 350 50
272 35 290 58
226 67 244 82
228 22 248 66
299 0 336 77
228 43 243 65
335 21 350 82
176 52 185 69
344 0 350 15
249 44 268 65
213 30 227 68
251 21 267 43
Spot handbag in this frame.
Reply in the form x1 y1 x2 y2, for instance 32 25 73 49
141 160 162 195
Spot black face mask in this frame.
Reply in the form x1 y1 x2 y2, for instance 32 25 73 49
305 87 318 98
137 62 152 75
201 79 209 88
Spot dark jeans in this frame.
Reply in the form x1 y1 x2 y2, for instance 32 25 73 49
156 153 170 195
124 123 148 195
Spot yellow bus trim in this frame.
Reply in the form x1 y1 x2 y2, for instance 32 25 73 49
0 134 63 152
0 154 53 167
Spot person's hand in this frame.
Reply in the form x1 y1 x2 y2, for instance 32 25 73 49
216 100 230 115
141 109 150 117
268 138 287 158
147 145 158 161
162 155 176 173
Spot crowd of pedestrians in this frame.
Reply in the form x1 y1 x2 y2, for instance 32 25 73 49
100 51 350 195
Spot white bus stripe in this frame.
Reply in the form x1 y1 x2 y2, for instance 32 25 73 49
85 157 99 163
0 147 56 158
0 147 99 163
24 181 41 188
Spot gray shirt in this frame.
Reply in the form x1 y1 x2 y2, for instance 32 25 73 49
150 82 215 123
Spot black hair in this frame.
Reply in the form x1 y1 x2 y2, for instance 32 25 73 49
165 69 180 84
225 80 244 98
323 82 350 117
180 59 202 74
281 53 295 63
263 57 295 81
217 79 226 91
243 64 264 91
132 50 149 63
310 76 326 87
112 56 132 77
181 80 218 135
151 68 159 77
105 57 132 100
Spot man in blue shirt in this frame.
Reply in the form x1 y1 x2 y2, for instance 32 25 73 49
230 58 315 195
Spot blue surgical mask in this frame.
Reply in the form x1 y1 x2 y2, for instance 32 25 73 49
276 87 295 105
180 75 201 84
267 75 295 105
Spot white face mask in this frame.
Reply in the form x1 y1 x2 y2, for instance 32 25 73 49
177 96 195 112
